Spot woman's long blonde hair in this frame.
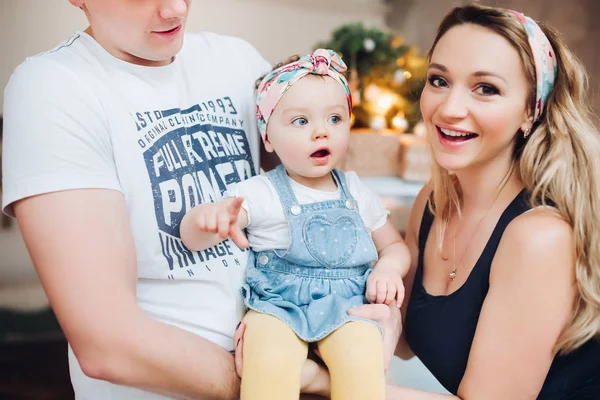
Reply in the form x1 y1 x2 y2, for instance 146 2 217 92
427 4 600 353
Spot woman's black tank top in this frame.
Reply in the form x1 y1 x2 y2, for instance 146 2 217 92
405 190 600 399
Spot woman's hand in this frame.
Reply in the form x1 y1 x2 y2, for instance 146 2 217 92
348 302 402 370
233 322 331 397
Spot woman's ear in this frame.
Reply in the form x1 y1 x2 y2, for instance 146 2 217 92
68 0 85 7
520 116 533 135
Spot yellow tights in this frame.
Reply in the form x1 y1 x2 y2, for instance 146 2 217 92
240 310 385 400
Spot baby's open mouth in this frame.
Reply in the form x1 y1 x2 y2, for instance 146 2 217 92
311 149 330 158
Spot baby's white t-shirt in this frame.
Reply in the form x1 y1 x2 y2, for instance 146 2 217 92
230 170 389 252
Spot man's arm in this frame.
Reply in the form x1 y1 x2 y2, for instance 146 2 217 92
15 189 241 400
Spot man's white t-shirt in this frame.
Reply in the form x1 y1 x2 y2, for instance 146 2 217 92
230 171 389 252
2 31 269 399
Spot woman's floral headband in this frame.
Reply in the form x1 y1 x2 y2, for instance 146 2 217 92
508 10 558 122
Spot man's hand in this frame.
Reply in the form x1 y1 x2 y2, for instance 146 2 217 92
233 321 245 378
348 303 402 370
366 261 405 306
193 197 248 249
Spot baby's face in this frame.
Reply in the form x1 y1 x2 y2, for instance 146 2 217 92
264 75 351 189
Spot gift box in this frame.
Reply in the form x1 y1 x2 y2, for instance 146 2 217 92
398 135 431 182
342 128 403 176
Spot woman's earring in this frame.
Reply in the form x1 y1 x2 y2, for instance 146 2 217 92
523 128 531 138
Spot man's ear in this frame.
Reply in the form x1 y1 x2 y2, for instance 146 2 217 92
68 0 85 7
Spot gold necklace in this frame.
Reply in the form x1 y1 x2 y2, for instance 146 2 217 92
446 185 507 281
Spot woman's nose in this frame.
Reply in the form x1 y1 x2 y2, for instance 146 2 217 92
438 89 469 121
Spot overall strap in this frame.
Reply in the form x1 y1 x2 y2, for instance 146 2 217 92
331 168 353 200
266 165 300 217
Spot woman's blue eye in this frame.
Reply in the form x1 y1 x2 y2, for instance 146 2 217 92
329 115 342 124
476 84 500 96
292 117 308 126
428 75 448 88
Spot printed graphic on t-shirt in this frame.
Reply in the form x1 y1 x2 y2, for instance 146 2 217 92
133 97 255 279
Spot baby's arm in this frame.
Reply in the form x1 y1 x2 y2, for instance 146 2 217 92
366 220 411 306
180 197 249 251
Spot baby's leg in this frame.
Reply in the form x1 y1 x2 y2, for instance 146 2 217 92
317 321 385 400
241 310 309 400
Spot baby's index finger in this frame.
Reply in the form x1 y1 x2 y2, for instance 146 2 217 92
227 196 244 213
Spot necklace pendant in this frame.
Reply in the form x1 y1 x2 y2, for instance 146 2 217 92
449 270 457 281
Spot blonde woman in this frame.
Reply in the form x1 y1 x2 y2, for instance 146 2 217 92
391 4 600 399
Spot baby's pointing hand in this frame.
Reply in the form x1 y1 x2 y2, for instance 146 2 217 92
195 197 249 249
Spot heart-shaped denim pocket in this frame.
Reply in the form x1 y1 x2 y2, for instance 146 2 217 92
303 215 358 268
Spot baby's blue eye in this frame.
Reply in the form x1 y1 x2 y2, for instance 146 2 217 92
292 117 308 126
329 115 342 124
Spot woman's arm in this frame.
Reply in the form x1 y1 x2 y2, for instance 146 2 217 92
15 189 244 400
456 209 575 399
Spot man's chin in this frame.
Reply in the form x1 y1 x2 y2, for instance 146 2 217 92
134 46 182 66
143 35 185 60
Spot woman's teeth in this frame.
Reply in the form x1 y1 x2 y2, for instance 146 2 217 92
441 128 472 137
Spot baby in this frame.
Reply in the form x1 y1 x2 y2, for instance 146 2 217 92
181 49 411 400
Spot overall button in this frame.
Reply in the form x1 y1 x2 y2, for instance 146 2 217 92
290 205 302 215
345 199 356 209
259 255 269 265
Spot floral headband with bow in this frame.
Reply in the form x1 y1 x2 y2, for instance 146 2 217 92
256 49 352 140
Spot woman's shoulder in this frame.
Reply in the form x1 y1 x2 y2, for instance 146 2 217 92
494 205 575 280
505 206 573 249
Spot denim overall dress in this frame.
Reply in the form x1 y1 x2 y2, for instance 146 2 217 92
242 165 381 342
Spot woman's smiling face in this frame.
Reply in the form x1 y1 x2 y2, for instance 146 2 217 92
420 23 532 173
